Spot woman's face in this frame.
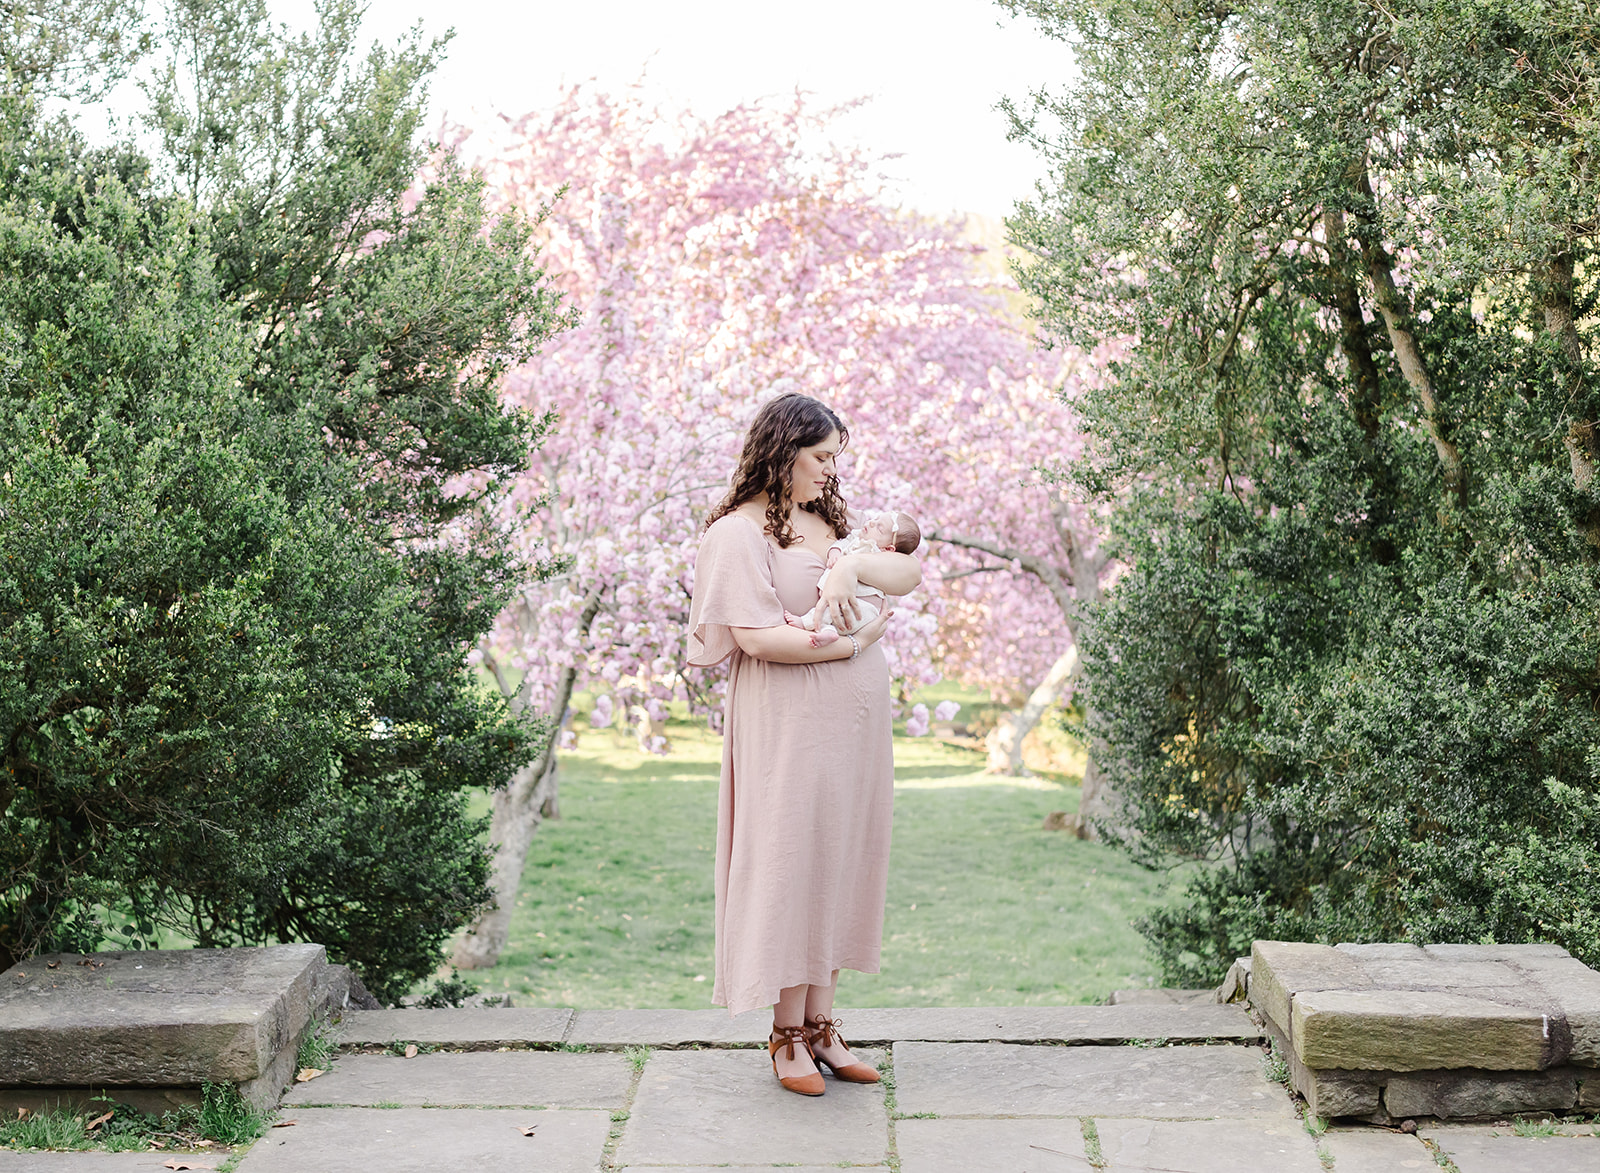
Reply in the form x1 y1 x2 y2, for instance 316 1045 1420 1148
787 430 841 504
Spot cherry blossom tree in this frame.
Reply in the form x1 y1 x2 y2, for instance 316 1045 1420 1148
444 86 1106 966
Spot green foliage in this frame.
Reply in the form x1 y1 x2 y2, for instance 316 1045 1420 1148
0 0 572 999
197 1082 267 1147
1006 0 1600 979
417 966 481 1009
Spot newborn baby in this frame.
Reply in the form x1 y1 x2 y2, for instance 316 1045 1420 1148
785 509 921 645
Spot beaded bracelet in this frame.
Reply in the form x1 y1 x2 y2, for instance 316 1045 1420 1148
848 634 861 661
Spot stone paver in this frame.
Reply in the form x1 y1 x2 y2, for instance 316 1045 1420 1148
615 1048 887 1167
564 1007 768 1047
232 1107 610 1173
282 1052 631 1108
892 1042 1294 1119
335 1008 572 1047
561 1004 1261 1047
0 1156 192 1172
1424 1123 1600 1173
1095 1118 1323 1173
896 1117 1089 1173
1320 1127 1434 1171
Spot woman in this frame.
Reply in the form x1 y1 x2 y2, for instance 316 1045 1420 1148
687 392 920 1096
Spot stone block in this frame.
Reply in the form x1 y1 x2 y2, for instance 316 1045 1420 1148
1383 1066 1579 1118
1094 1118 1324 1173
1217 956 1251 1004
335 1007 573 1047
1421 943 1572 963
1292 988 1554 1071
1578 1072 1600 1109
0 946 326 1087
891 1041 1295 1119
1250 942 1372 1042
1354 957 1526 996
1498 955 1600 1064
1264 1012 1381 1118
1334 943 1429 961
896 1118 1088 1173
231 1106 611 1173
614 1048 888 1167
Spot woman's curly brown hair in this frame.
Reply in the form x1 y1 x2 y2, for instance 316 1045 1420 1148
705 393 850 548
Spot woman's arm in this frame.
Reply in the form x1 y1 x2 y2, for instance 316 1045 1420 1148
811 550 921 630
731 607 892 664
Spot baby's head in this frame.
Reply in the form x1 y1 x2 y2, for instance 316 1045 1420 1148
863 510 921 554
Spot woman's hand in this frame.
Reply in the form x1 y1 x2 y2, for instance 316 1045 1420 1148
853 605 892 649
812 556 863 632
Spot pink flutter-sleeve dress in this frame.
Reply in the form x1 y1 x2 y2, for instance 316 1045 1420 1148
686 513 895 1015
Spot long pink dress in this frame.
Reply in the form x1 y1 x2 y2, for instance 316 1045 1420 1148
686 513 895 1015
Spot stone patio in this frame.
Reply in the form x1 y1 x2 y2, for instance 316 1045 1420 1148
2 1003 1594 1171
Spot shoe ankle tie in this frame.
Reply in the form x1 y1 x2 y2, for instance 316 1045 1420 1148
772 1025 808 1061
807 1015 844 1050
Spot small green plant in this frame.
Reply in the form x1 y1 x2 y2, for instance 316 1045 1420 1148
198 1082 268 1146
1263 1042 1290 1087
1303 1112 1328 1138
0 1101 204 1153
417 968 481 1009
559 1042 592 1054
609 1109 630 1123
1317 1142 1333 1171
624 1046 650 1073
296 1018 337 1072
371 1101 403 1110
1080 1117 1105 1169
1124 1036 1169 1048
1510 1116 1560 1137
385 1040 436 1057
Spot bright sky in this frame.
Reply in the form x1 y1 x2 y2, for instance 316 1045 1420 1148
270 0 1075 220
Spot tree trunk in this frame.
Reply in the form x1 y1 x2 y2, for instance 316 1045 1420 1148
451 588 604 970
451 752 558 969
985 643 1080 775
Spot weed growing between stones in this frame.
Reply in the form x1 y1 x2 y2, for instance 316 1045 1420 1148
1262 1041 1291 1086
1079 1118 1105 1168
372 1101 403 1110
1421 1137 1463 1172
1316 1141 1333 1170
1510 1115 1560 1137
198 1083 268 1147
295 1018 338 1071
1302 1112 1328 1138
0 1093 258 1154
624 1046 651 1073
385 1040 436 1057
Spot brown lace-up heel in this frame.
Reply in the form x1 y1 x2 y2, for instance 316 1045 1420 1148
804 1015 881 1084
769 1024 825 1096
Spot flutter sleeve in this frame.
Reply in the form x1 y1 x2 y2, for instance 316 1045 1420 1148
686 515 787 667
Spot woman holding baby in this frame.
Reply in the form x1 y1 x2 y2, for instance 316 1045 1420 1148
686 392 920 1096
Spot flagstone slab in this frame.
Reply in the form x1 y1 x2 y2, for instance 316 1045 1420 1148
231 1107 610 1173
0 1155 196 1172
891 1042 1294 1119
895 1117 1089 1173
564 1008 769 1047
334 1008 573 1047
562 1004 1261 1048
1095 1117 1324 1173
1320 1128 1434 1171
1423 1123 1600 1173
0 947 328 1087
281 1052 631 1108
614 1048 887 1167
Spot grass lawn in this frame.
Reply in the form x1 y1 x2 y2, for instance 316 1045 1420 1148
466 685 1177 1009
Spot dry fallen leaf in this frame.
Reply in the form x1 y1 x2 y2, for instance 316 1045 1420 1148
15 1106 29 1121
161 1160 214 1171
46 960 60 969
403 1044 418 1059
516 1125 537 1137
194 1139 214 1148
85 1109 114 1131
294 1067 325 1083
271 1120 298 1128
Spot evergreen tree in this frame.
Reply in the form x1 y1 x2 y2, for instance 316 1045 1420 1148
1004 0 1600 981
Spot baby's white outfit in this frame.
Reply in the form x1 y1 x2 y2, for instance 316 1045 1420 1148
796 531 885 636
